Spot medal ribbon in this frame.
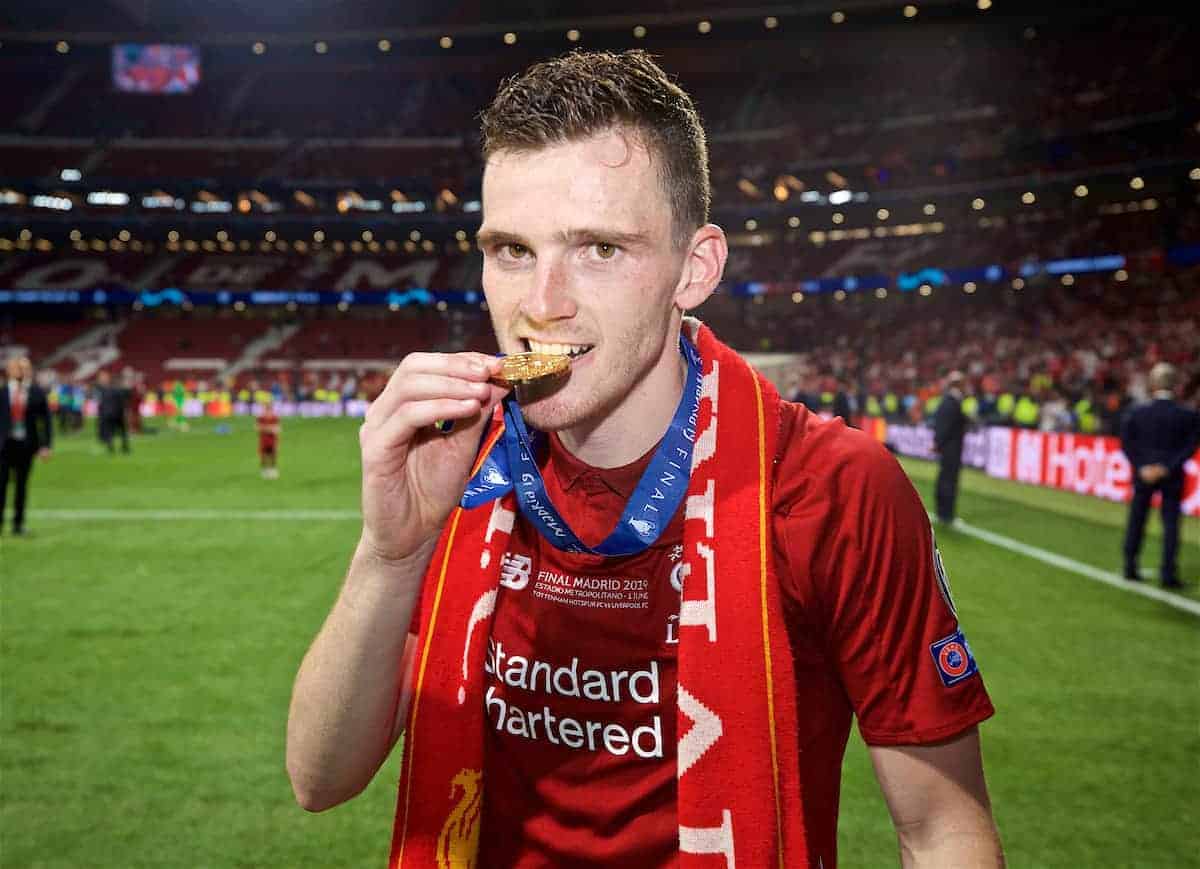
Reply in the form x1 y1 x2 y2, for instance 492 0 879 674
460 334 702 556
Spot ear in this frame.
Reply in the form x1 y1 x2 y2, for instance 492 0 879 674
674 224 727 311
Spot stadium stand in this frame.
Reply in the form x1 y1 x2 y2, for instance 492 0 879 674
97 315 272 390
259 313 448 366
2 2 1196 430
0 319 96 366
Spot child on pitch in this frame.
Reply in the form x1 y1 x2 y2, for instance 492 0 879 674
256 397 281 479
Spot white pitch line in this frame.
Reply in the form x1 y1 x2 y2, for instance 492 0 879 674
941 516 1200 618
26 508 1200 616
30 509 361 521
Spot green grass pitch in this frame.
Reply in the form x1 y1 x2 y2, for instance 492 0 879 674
2 417 1197 867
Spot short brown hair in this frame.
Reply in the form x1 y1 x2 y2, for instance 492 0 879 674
479 49 710 246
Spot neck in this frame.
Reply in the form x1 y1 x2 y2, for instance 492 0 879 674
557 329 689 469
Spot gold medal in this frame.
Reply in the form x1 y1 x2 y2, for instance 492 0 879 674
434 353 570 433
493 352 571 386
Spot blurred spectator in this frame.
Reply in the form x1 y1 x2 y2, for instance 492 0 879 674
1 356 53 536
1039 388 1074 433
1120 363 1200 589
932 370 968 525
95 369 131 454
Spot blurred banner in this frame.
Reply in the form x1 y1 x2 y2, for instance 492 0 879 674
134 397 371 419
881 422 1200 518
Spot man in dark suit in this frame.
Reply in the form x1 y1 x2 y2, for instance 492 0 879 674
1121 363 1200 588
1 356 53 536
95 369 130 454
932 370 968 524
830 378 855 429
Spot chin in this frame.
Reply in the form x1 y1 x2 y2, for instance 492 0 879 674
514 349 634 433
517 373 610 432
518 393 587 432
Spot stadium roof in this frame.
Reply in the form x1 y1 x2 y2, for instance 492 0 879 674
0 0 1153 42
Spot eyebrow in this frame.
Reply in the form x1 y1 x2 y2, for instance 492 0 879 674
476 227 653 249
562 228 652 249
475 229 526 249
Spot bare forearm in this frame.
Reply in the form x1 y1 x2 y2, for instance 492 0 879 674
898 823 1005 868
872 730 1004 869
286 536 433 811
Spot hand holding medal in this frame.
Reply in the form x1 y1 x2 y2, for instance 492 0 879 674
358 351 511 563
433 352 571 433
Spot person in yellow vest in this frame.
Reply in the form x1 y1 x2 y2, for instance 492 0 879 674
1074 395 1098 434
995 390 1015 423
883 390 900 422
1013 392 1040 429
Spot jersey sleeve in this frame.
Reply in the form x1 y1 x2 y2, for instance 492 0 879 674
777 423 994 746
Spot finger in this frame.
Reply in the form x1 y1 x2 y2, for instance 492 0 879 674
367 399 492 471
368 397 486 449
464 353 505 376
366 372 493 428
381 373 495 410
368 353 501 422
484 381 512 405
400 352 501 381
437 381 511 428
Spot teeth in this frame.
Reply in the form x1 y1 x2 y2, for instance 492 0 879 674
527 339 592 357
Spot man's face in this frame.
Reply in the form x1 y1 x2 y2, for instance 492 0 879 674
478 130 693 433
4 358 20 381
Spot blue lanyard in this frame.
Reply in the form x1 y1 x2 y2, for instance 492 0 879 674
460 334 702 556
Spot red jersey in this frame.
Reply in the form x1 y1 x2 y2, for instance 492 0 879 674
476 403 994 867
257 412 279 448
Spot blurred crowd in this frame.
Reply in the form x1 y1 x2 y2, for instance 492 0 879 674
33 365 391 427
6 266 1197 440
746 273 1200 435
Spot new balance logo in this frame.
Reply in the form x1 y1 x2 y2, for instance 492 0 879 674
499 553 532 590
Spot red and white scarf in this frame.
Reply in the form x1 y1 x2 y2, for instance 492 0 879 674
389 320 808 867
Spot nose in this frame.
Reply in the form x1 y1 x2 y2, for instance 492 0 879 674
519 256 577 323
